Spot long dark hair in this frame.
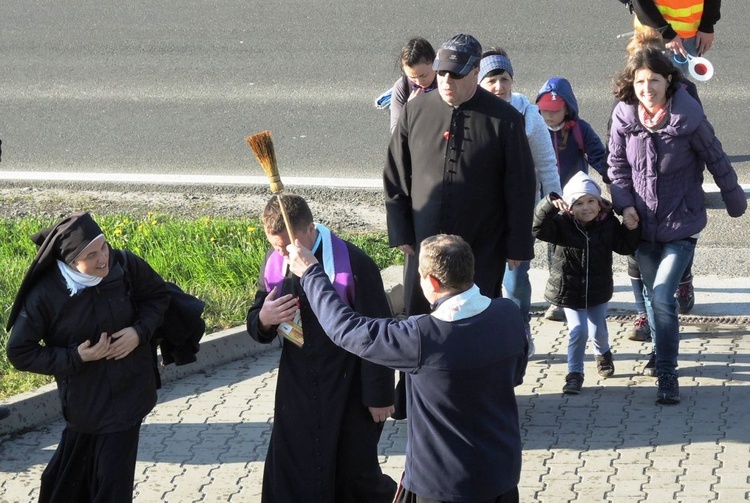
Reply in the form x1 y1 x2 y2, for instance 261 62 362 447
613 48 682 104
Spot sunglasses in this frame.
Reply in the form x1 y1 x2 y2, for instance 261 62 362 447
437 70 467 80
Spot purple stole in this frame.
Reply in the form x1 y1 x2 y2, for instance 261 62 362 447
264 232 355 307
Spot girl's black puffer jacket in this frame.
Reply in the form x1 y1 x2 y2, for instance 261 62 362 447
533 194 639 309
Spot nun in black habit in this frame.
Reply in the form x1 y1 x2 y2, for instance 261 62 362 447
6 212 170 503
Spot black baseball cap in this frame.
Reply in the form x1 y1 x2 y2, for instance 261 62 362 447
433 34 483 76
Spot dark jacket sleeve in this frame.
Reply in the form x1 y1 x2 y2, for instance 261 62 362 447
611 218 641 256
532 195 573 246
6 280 85 377
699 0 721 33
300 263 423 371
246 250 278 344
633 0 679 40
350 245 396 408
384 109 416 248
122 250 171 346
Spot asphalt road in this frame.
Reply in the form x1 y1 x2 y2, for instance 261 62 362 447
1 0 749 180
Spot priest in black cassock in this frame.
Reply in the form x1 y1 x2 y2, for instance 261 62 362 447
246 194 396 503
385 33 536 315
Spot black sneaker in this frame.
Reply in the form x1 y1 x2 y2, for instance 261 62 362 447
628 314 652 342
643 351 656 377
596 350 615 378
656 373 680 404
675 280 695 315
563 372 584 394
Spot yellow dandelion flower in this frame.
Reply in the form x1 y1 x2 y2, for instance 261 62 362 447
113 228 123 236
247 226 256 233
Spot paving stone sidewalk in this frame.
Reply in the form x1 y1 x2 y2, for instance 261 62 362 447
2 314 749 502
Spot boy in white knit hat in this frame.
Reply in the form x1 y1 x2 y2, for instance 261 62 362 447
533 171 639 394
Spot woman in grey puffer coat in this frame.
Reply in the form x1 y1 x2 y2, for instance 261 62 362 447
608 48 746 405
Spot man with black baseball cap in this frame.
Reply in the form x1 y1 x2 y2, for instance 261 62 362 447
433 34 482 75
431 34 484 107
385 32 537 334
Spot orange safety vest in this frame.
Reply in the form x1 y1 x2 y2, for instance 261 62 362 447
643 0 704 38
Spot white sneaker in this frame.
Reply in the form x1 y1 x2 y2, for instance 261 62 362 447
544 305 565 322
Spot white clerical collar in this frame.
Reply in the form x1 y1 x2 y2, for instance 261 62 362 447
430 284 491 322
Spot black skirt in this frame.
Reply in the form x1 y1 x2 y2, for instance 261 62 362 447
39 424 141 503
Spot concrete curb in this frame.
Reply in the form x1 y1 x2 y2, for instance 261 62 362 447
0 326 274 437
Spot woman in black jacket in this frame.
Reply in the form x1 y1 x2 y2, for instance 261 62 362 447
6 212 170 503
533 172 639 395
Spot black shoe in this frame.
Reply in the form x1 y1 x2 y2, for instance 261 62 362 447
656 373 680 404
675 280 695 315
563 372 584 394
596 350 615 378
0 406 9 421
643 351 656 377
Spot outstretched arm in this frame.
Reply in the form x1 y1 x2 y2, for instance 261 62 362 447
288 242 423 371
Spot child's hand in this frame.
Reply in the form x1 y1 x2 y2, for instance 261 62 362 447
551 199 568 213
622 206 639 230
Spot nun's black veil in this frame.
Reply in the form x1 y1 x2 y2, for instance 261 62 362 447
6 212 103 331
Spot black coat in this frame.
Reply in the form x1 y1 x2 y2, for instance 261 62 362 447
7 250 170 434
246 240 396 503
384 87 536 315
533 195 640 309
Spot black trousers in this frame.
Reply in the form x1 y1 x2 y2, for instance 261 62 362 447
39 424 141 503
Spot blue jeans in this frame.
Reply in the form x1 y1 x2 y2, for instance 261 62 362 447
503 261 531 325
636 240 696 376
563 303 610 375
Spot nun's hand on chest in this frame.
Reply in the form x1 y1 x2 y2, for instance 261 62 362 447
106 326 140 360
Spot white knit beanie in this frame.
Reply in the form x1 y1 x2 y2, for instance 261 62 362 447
562 171 602 208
